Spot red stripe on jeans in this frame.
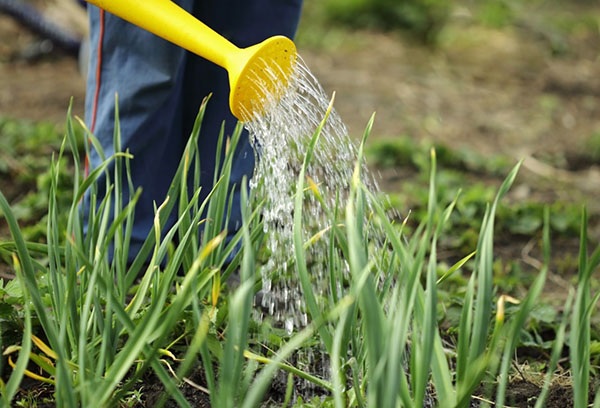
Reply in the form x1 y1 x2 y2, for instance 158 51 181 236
85 8 105 177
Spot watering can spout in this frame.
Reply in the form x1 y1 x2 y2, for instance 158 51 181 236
85 0 297 121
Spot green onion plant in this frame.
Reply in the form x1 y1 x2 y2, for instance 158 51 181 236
0 96 598 407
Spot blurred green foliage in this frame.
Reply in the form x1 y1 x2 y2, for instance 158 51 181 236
301 0 600 54
322 0 451 43
367 136 583 254
584 129 600 163
0 117 77 242
477 0 516 28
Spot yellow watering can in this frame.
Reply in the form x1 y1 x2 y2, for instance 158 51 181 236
85 0 297 121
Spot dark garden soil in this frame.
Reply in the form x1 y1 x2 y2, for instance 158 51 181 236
130 373 588 408
139 370 211 408
10 374 587 408
470 380 576 407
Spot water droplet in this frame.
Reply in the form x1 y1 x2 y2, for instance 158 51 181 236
285 318 294 335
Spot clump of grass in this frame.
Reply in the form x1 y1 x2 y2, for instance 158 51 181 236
242 97 599 407
0 96 266 407
0 97 598 407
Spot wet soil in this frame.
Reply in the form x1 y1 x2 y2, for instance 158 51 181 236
11 372 585 408
139 370 211 408
471 380 575 407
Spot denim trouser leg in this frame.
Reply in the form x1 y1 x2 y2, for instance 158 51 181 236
84 0 303 264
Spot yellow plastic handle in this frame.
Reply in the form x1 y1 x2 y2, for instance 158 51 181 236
86 0 239 70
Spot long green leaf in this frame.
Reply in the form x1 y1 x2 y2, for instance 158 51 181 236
2 258 33 406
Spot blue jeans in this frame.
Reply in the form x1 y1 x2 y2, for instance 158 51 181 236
84 0 303 263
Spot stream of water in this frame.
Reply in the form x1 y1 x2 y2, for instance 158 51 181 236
243 56 394 335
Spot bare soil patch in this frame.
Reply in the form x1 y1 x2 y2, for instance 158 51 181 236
0 13 85 123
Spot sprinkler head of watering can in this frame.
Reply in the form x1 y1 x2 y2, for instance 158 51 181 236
227 36 297 122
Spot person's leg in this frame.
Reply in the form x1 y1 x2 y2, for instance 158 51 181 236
181 0 304 238
83 2 193 264
84 0 303 264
